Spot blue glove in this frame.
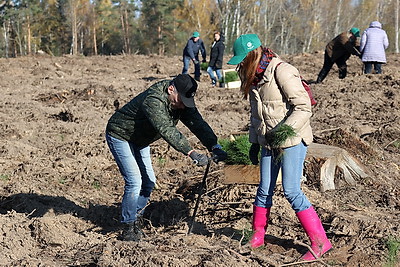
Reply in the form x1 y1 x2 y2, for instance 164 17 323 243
249 143 260 165
189 151 209 166
212 144 227 163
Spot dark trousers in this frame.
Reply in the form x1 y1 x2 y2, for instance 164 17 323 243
317 52 349 83
364 62 382 74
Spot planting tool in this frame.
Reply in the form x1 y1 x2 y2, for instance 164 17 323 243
187 158 212 235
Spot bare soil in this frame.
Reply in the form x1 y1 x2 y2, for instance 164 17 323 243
0 52 399 266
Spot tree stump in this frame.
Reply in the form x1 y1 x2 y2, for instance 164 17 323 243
306 143 368 192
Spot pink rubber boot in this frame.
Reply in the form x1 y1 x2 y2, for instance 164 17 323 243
250 205 271 248
296 206 332 260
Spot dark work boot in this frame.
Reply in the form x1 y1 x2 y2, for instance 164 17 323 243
338 67 347 79
121 220 143 242
194 76 201 82
316 69 329 83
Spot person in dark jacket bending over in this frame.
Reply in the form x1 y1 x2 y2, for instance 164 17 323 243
106 74 227 241
316 27 361 83
182 31 207 82
207 31 225 87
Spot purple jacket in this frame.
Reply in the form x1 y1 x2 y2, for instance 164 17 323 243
360 21 389 63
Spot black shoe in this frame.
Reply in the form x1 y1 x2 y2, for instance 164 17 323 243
121 221 143 242
195 76 201 82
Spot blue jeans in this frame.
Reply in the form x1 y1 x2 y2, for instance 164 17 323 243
106 133 156 223
364 62 382 74
182 55 200 78
207 66 222 85
254 142 311 213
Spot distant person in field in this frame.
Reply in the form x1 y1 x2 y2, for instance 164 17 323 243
182 31 207 82
316 28 362 83
360 21 389 74
106 74 227 242
207 31 225 87
227 34 332 261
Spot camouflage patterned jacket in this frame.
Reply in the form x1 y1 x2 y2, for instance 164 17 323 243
106 80 217 155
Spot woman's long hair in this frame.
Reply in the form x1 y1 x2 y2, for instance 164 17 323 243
236 46 263 99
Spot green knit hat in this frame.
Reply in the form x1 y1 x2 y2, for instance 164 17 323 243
227 34 262 65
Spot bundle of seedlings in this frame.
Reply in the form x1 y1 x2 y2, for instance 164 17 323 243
222 71 239 83
219 135 260 184
266 124 296 161
200 62 208 71
220 124 296 164
265 124 296 148
219 135 253 165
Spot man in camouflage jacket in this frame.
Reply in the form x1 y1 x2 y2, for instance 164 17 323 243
106 74 227 241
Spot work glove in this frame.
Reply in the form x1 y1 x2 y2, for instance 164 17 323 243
202 58 207 63
211 144 227 163
265 130 276 147
193 59 199 65
189 150 209 166
249 143 260 165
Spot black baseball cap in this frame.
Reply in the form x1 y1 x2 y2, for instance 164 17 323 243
172 74 197 108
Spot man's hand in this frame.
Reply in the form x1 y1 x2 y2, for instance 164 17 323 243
193 59 199 64
212 144 227 163
202 58 207 63
189 151 209 166
249 143 260 165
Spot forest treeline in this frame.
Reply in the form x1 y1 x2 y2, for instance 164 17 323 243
0 0 399 58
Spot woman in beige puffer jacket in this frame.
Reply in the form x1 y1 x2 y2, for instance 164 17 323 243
227 34 332 261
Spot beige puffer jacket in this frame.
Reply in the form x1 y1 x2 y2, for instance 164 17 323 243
248 57 313 148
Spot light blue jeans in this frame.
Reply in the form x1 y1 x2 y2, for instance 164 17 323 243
182 55 200 78
254 142 311 213
207 66 222 85
106 133 156 223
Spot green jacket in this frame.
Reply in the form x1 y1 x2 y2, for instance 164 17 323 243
106 80 217 155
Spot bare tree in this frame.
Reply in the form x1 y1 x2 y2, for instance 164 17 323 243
396 0 399 52
68 0 79 55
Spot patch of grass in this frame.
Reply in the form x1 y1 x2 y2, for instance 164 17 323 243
92 180 101 190
241 228 253 245
0 174 10 181
232 227 253 245
219 135 253 165
385 237 400 267
157 157 166 168
391 140 400 148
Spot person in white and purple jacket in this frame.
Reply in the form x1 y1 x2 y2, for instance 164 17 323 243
360 21 389 74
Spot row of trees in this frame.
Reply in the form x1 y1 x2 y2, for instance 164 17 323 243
0 0 399 58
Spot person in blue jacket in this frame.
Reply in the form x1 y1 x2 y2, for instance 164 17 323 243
182 31 206 82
